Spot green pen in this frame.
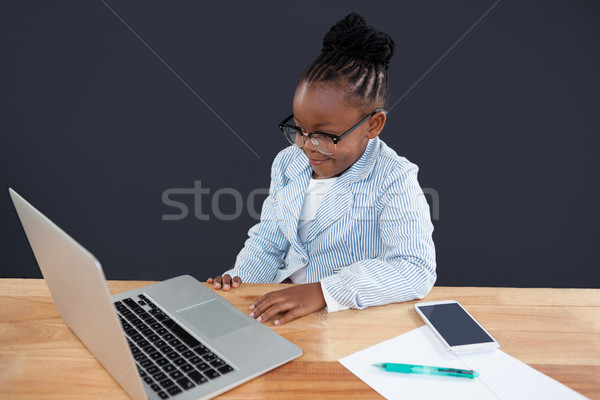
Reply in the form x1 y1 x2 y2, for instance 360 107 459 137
372 363 479 379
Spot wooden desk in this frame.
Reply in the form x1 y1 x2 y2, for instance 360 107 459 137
1 279 599 399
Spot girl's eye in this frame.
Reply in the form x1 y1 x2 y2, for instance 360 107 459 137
293 122 305 132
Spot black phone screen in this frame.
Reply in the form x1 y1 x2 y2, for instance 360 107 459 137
418 303 494 346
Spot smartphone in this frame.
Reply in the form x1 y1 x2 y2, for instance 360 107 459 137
414 300 500 353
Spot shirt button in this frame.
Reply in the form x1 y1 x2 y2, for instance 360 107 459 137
301 258 308 264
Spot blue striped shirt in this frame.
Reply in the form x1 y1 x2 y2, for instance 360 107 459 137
223 137 436 309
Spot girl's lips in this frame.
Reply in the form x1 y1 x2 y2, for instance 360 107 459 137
309 158 329 166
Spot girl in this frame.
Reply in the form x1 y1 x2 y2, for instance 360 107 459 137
208 12 436 325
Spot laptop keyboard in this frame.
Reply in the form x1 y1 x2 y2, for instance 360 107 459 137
114 294 234 399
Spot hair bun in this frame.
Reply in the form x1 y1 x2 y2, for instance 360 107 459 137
321 12 395 68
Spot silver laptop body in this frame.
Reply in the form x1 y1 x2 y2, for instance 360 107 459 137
9 188 302 400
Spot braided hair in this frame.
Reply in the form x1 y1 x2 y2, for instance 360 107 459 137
300 12 395 110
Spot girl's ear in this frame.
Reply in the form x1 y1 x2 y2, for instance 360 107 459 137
366 110 387 139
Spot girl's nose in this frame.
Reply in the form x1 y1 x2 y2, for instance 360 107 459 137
302 135 319 153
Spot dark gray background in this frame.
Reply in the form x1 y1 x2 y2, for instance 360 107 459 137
2 0 599 287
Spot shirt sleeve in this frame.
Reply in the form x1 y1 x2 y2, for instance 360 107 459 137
320 164 436 309
320 281 350 313
222 155 291 283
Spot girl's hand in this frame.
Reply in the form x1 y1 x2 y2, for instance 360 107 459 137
207 274 242 291
249 283 326 325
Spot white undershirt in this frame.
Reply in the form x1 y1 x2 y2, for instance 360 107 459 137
297 177 338 244
288 177 348 312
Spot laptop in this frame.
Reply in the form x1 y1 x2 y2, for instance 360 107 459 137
8 188 302 400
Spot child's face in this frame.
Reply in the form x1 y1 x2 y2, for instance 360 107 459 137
292 81 386 179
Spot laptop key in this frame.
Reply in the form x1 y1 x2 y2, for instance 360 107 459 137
156 358 170 366
203 353 218 362
188 370 208 385
196 362 210 371
189 356 202 365
163 318 176 329
204 368 221 379
159 378 175 389
150 383 161 392
170 324 201 348
169 370 183 379
174 358 187 366
175 344 188 353
181 350 195 359
210 359 226 369
147 366 160 375
163 333 175 341
137 325 154 337
141 314 156 322
154 326 166 333
180 364 194 373
140 359 154 369
134 353 147 362
218 365 234 375
147 334 160 342
177 377 195 390
157 392 168 400
125 328 138 337
167 386 182 395
123 298 141 309
168 339 182 347
163 364 176 373
130 334 143 342
150 351 164 360
167 352 180 360
152 372 167 382
143 376 153 384
142 344 157 354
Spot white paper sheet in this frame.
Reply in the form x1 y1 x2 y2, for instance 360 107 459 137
339 326 588 400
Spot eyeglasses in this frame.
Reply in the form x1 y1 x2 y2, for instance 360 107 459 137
279 108 387 156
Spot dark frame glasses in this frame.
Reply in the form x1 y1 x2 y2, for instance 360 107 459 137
279 108 387 155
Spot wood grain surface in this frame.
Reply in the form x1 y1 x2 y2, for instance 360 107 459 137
1 279 598 399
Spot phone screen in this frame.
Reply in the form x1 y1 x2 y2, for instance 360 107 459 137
418 303 494 346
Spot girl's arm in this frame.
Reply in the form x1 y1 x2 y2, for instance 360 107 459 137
215 153 291 284
320 164 437 309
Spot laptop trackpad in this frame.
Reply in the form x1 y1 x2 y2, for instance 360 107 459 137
177 299 252 339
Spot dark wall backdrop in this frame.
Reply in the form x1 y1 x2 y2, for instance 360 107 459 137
2 0 599 287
